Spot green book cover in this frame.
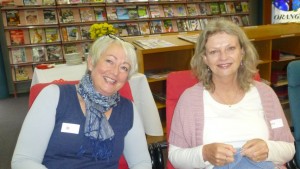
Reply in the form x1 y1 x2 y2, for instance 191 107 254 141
138 6 149 18
210 2 220 15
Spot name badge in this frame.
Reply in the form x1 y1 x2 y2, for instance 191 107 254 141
61 123 80 134
270 119 283 129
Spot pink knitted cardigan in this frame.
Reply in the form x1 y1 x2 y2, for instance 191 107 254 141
169 81 294 148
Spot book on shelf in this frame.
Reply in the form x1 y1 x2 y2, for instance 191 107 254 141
163 20 178 33
13 66 32 81
60 27 68 41
209 2 220 15
219 2 227 14
225 2 236 14
176 19 188 32
133 39 176 49
241 15 250 26
80 25 91 40
80 7 95 22
174 4 187 17
205 3 212 15
149 5 164 18
106 0 117 3
114 23 128 37
127 6 139 19
82 42 91 56
125 0 147 2
42 0 55 5
60 9 75 23
69 0 82 4
106 6 118 20
56 0 69 4
25 10 39 25
126 22 140 36
178 34 199 43
10 29 25 45
241 1 249 12
138 21 150 35
89 0 105 2
64 44 78 54
116 6 130 20
32 46 46 62
231 15 243 26
23 0 38 5
186 3 199 16
137 6 149 18
29 28 45 44
187 19 201 31
43 9 57 24
46 45 62 61
163 4 175 17
66 26 80 41
234 1 243 13
45 28 60 43
11 48 27 64
199 2 208 15
6 10 20 26
150 20 164 34
94 7 107 21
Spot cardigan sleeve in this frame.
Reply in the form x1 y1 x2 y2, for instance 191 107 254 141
169 84 205 148
255 81 294 143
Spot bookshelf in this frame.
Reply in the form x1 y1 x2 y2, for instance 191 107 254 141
1 0 251 96
125 23 300 112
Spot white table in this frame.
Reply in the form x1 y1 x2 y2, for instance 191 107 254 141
31 63 163 136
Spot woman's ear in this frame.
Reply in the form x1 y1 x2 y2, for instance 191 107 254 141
203 55 208 64
241 47 245 57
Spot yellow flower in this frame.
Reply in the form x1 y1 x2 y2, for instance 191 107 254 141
89 23 116 40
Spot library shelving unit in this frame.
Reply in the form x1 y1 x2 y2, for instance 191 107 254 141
0 0 251 96
125 23 300 112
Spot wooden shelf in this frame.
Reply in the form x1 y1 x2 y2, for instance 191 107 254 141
273 80 288 87
281 100 289 106
130 23 300 128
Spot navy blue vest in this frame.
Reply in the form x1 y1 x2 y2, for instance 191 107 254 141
42 85 133 169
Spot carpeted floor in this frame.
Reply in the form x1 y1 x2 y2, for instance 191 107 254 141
0 93 29 169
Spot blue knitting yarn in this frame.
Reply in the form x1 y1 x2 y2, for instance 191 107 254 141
213 149 274 169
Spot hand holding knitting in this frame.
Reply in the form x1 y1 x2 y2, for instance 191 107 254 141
241 139 269 162
203 143 236 166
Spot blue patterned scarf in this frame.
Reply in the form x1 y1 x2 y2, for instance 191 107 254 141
77 74 120 159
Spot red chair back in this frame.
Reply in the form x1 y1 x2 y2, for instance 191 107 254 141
166 70 197 169
29 80 133 169
166 70 261 169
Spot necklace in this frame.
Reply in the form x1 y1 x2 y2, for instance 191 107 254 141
212 87 242 107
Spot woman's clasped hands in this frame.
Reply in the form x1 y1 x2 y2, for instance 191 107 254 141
203 138 269 166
